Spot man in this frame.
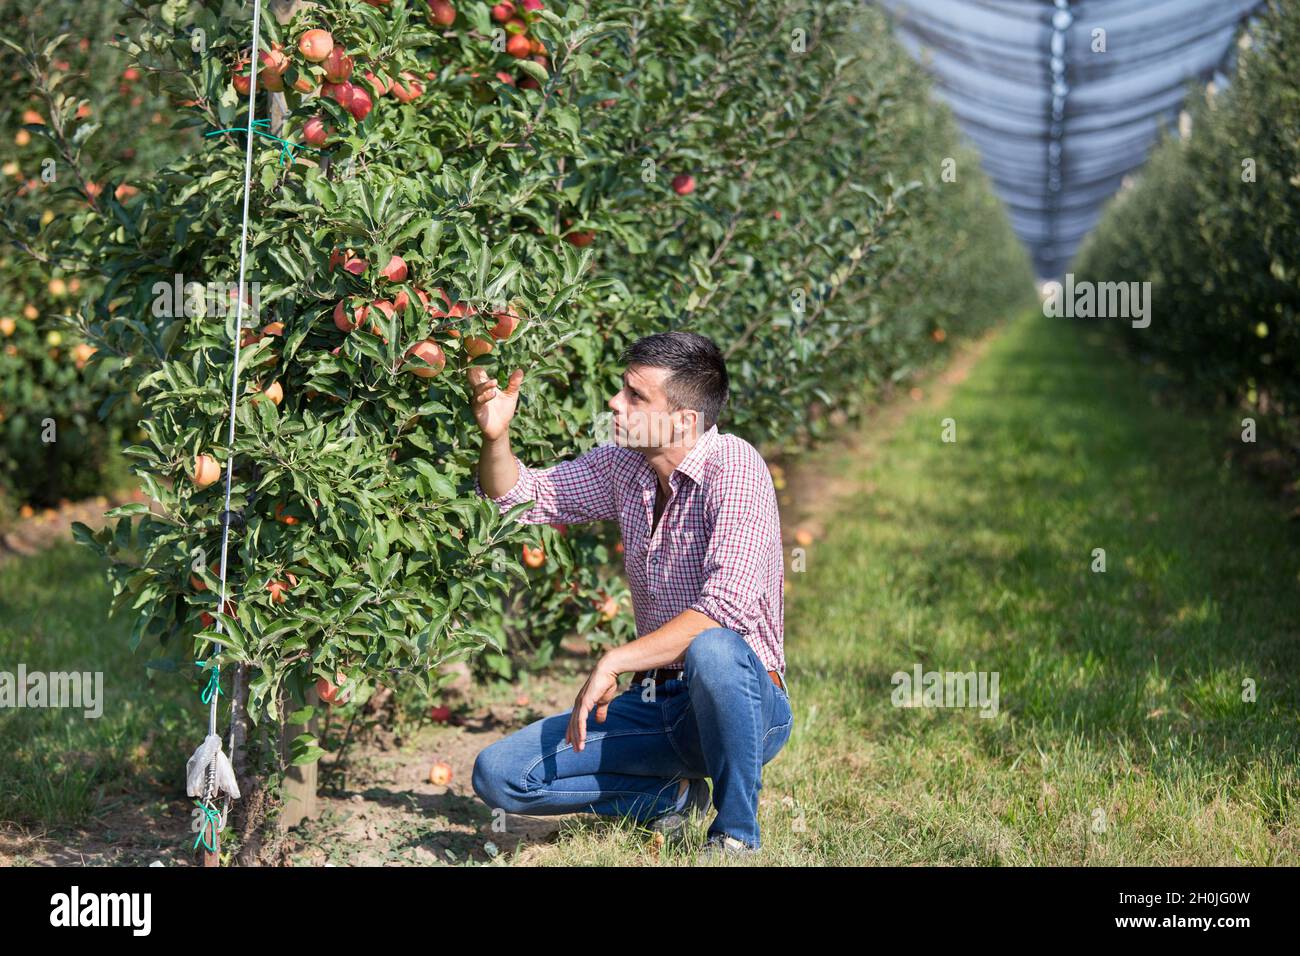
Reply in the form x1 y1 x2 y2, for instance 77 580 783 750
468 330 791 858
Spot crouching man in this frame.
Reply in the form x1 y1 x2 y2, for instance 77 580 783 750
468 331 792 858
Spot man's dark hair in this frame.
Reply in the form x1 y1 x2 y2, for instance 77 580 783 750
620 331 730 433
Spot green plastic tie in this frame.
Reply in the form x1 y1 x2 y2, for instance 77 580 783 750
205 117 319 166
193 800 222 853
195 658 221 703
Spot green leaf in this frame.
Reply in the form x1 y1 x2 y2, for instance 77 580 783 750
517 59 549 85
290 733 326 766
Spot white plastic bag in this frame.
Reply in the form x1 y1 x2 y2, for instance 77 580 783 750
185 734 241 800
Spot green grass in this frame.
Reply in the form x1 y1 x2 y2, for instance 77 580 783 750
751 312 1300 865
524 312 1300 866
0 544 195 829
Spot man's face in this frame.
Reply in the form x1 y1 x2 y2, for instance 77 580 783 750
608 364 691 449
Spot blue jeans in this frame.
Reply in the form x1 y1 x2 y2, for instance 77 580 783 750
472 627 793 849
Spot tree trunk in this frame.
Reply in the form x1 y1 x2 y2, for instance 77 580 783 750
226 665 286 866
278 683 322 830
221 674 323 865
266 1 310 136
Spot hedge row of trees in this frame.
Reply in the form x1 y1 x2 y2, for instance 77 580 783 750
0 0 181 509
4 0 1031 854
1076 0 1298 451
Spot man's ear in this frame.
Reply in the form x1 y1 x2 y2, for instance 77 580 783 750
672 409 699 446
667 411 683 445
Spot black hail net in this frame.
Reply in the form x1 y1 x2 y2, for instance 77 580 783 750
876 0 1265 279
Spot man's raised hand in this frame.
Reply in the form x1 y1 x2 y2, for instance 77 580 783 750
467 366 524 441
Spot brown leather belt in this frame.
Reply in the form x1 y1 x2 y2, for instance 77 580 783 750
631 668 786 692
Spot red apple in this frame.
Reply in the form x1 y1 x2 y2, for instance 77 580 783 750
303 115 329 147
347 86 373 121
322 47 354 83
491 2 515 21
404 339 446 377
193 454 221 489
317 668 350 705
380 255 408 282
200 600 236 628
333 299 367 332
428 287 477 320
258 45 289 91
343 251 366 275
506 33 532 58
428 0 457 26
464 335 493 358
488 307 520 341
390 72 424 103
322 81 356 108
268 574 296 604
298 29 334 63
672 173 696 195
394 287 431 314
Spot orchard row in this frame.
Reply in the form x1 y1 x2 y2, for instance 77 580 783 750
5 0 1033 724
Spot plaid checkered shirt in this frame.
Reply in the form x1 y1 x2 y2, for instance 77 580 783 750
474 424 785 675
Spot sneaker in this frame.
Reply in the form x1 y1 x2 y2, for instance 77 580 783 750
648 778 712 845
699 833 761 862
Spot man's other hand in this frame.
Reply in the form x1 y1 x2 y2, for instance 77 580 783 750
468 366 524 441
566 661 623 752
